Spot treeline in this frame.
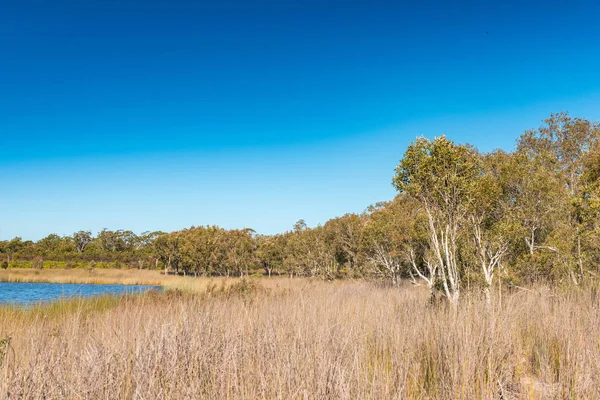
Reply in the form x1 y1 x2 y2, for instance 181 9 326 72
2 113 599 300
0 229 163 269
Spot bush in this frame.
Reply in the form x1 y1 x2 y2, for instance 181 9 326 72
86 261 96 273
8 260 27 269
65 261 77 270
112 261 123 269
1 261 8 270
225 278 264 301
0 336 12 368
32 257 44 270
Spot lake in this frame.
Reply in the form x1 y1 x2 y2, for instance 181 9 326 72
0 282 161 305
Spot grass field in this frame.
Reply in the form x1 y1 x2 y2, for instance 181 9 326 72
0 268 180 286
1 274 600 399
0 267 246 293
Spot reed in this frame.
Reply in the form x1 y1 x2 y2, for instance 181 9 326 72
0 268 219 288
0 268 173 285
1 280 599 398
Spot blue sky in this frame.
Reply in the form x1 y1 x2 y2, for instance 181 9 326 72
1 0 599 240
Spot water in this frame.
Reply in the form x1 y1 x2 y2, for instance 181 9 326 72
0 282 161 305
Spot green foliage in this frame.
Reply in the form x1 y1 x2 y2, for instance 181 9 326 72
393 135 481 212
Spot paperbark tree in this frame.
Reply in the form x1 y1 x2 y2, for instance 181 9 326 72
362 195 429 288
468 151 516 303
393 136 480 304
518 114 600 283
73 231 93 254
154 233 181 274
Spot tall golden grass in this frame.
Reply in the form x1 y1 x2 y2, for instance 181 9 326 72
1 279 599 398
0 268 175 286
0 268 244 292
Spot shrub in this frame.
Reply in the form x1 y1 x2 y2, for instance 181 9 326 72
0 261 8 270
0 336 12 368
87 261 96 273
32 257 44 270
9 260 27 269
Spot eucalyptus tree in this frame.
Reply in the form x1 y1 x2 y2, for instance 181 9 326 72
283 221 312 277
0 237 26 263
97 229 127 253
73 230 93 253
282 221 337 278
223 228 256 277
468 150 517 302
393 136 481 304
36 234 74 257
518 113 599 197
256 234 288 277
578 139 600 272
153 232 181 274
515 114 600 283
179 226 209 276
308 225 338 278
362 196 430 287
324 213 366 272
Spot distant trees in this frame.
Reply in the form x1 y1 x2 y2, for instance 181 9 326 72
0 237 28 263
97 229 137 253
0 229 162 269
73 231 92 253
152 226 257 277
256 234 287 277
154 232 181 274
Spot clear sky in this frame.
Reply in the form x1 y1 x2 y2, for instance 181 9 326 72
1 0 599 240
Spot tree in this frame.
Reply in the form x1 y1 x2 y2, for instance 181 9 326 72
36 234 73 257
223 228 256 277
468 151 515 302
508 147 571 283
324 213 366 272
154 233 181 274
362 196 430 287
518 113 600 283
97 229 137 253
0 237 26 263
282 221 338 278
578 139 600 274
393 136 480 304
256 234 287 277
73 231 93 253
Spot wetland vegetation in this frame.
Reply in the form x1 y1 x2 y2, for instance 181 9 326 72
2 114 600 398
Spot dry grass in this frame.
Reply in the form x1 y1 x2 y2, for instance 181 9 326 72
1 279 600 399
0 268 242 291
0 268 176 286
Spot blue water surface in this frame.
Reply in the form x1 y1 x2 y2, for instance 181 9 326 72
0 282 161 305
